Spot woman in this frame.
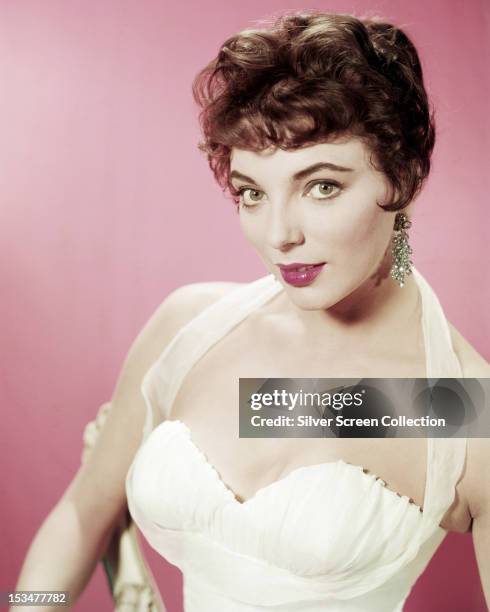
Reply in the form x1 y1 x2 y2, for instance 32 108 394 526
14 10 489 612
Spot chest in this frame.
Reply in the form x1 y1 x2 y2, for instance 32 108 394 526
167 318 470 533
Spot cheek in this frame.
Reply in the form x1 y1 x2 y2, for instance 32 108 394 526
239 212 265 247
308 193 393 268
313 206 387 249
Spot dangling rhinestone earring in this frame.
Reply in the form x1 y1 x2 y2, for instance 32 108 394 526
390 212 413 288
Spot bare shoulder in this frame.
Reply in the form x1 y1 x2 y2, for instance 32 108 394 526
126 280 246 373
164 280 246 317
146 280 245 346
448 322 490 377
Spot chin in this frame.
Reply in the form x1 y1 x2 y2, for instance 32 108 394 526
283 284 338 308
286 276 362 307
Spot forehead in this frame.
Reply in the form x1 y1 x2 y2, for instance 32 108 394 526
229 137 373 176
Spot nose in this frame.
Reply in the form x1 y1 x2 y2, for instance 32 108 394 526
266 204 305 251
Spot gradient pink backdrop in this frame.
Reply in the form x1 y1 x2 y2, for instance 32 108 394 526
1 0 489 610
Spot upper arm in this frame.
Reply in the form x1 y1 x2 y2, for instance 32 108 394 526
449 324 490 604
61 280 243 538
467 438 490 607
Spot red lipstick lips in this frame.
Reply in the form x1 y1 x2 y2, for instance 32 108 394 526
277 262 326 287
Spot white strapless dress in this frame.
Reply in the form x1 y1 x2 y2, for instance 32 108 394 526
125 267 467 611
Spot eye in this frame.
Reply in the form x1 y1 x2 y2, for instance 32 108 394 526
235 187 264 208
307 181 341 200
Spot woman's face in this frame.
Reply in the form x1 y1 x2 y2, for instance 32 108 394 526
230 137 401 312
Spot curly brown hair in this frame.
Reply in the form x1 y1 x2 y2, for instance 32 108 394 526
192 11 435 211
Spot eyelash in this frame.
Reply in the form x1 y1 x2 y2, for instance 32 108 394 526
233 180 343 208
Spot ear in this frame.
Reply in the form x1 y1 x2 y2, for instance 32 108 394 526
380 178 399 209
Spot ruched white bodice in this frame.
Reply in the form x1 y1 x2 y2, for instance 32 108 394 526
125 267 467 611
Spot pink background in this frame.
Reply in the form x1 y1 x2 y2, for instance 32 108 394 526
1 0 488 610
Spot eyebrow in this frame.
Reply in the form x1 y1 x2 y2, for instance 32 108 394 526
229 162 354 186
